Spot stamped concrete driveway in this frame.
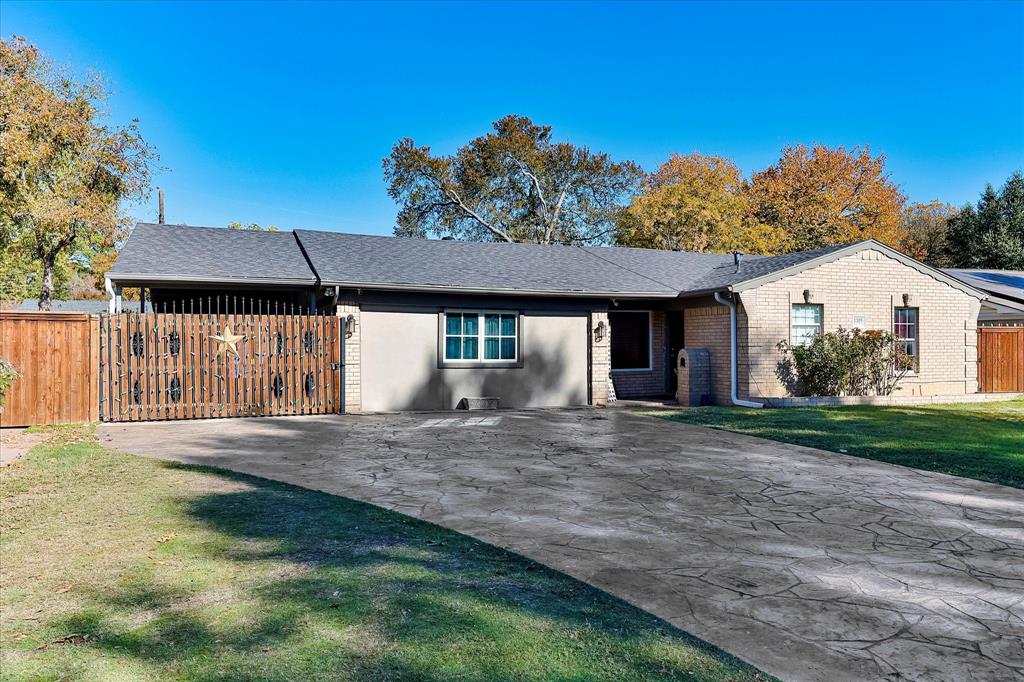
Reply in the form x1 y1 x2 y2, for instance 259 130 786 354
100 409 1024 682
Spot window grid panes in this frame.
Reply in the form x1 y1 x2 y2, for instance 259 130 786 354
444 312 479 360
484 313 517 360
894 307 919 370
791 304 823 346
444 312 517 363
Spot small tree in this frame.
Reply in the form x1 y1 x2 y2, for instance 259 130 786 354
900 200 956 266
383 114 642 245
777 328 910 397
0 36 156 310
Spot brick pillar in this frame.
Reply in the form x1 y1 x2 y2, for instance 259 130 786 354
337 301 362 413
589 311 610 406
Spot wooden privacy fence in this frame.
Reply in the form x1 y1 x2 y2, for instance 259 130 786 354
977 327 1024 393
99 308 345 422
0 312 99 427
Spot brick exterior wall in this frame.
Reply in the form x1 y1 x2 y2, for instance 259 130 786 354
737 249 981 400
610 310 667 398
683 303 733 405
337 301 362 413
589 311 610 406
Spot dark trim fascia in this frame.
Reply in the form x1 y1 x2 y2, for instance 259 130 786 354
323 280 677 299
108 274 317 286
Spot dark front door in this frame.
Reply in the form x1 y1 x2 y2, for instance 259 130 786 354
667 311 685 394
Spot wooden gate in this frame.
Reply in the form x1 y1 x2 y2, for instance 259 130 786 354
99 304 344 422
0 312 99 427
977 327 1024 393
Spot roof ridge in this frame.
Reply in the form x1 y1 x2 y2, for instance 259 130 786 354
577 245 682 292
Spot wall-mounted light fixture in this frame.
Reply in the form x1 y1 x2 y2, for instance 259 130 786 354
902 293 911 307
594 320 607 342
803 289 813 304
345 313 356 338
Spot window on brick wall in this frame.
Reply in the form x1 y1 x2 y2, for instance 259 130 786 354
894 307 919 371
610 311 651 371
791 304 823 346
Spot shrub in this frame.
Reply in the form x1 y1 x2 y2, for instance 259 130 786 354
777 328 910 397
0 359 19 409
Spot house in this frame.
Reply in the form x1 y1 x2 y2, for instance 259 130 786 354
945 269 1024 327
14 299 115 314
107 223 987 412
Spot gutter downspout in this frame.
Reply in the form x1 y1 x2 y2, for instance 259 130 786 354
714 291 763 408
105 277 116 314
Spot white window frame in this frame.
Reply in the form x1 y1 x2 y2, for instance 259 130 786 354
790 303 823 346
893 307 920 373
609 310 653 373
440 310 522 368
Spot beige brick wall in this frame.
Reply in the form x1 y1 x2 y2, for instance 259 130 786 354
683 303 733 405
610 310 667 398
737 249 981 399
589 311 610 405
337 301 362 412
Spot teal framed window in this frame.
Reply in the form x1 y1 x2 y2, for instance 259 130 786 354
442 311 520 365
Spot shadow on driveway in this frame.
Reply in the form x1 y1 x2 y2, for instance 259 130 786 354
101 409 1024 681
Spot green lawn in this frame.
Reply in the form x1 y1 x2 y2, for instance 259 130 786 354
650 398 1024 489
0 427 768 682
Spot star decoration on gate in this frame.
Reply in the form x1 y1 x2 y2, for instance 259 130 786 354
210 325 245 357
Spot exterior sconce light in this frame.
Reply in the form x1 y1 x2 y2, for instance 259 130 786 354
344 314 356 338
902 293 911 306
594 320 607 342
803 289 813 304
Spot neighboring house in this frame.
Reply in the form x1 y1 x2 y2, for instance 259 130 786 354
107 223 986 411
945 269 1024 327
15 299 112 314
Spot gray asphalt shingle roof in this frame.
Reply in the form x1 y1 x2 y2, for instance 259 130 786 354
295 229 676 296
109 223 316 284
109 223 980 300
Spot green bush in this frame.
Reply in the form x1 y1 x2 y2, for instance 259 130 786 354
0 358 20 408
777 328 911 397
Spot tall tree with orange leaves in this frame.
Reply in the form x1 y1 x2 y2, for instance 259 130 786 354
747 144 907 253
615 153 785 254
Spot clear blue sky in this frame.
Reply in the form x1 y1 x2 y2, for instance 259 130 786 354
4 0 1023 235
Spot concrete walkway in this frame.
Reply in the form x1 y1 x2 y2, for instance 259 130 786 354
100 410 1024 682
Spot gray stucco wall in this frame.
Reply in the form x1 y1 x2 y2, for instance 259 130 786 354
360 308 590 411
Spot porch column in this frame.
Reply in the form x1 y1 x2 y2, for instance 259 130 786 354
589 310 611 406
337 300 362 413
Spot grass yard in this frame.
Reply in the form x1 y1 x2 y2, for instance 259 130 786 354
651 397 1024 489
0 426 768 682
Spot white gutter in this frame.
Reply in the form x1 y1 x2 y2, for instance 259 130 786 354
714 291 763 409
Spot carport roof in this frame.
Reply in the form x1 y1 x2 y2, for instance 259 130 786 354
108 223 318 286
108 224 986 300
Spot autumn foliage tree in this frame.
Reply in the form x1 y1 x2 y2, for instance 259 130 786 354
0 36 155 309
747 144 906 253
899 200 956 266
615 153 784 254
383 115 642 245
